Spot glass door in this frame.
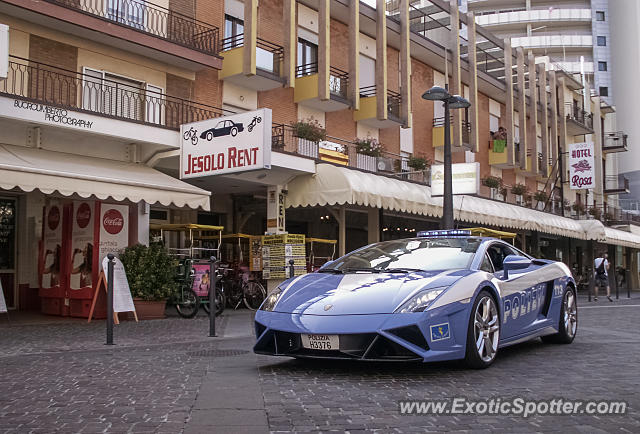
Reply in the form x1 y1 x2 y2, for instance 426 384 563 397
0 198 17 309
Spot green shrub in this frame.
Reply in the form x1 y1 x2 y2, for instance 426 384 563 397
119 244 177 301
291 118 327 142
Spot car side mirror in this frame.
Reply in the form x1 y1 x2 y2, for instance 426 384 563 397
503 255 532 279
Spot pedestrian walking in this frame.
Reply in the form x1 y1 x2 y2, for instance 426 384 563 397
594 253 613 302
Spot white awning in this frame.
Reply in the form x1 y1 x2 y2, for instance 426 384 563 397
287 164 593 240
604 227 640 248
0 144 210 210
286 164 440 217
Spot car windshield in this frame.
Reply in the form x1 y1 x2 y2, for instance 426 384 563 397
321 238 481 272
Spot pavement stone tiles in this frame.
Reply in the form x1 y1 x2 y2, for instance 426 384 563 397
0 294 639 433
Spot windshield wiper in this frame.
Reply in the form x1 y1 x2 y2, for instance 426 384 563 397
342 267 382 273
382 267 424 273
317 268 344 274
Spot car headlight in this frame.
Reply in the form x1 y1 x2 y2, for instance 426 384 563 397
394 287 446 313
260 287 283 311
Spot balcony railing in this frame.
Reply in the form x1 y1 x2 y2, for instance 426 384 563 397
433 115 472 144
1 57 225 130
565 103 593 130
604 176 630 195
219 34 283 77
359 85 402 120
329 66 349 100
295 62 318 78
603 132 629 153
271 124 429 184
47 0 220 56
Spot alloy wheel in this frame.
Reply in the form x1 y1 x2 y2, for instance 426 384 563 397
564 290 577 338
474 296 499 363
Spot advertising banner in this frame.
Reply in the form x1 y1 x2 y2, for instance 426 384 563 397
180 108 272 179
70 201 94 290
98 203 129 267
568 142 595 190
431 162 480 197
101 256 135 313
191 262 212 297
41 201 63 290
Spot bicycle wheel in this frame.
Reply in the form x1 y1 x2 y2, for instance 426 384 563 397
203 285 226 317
175 288 199 318
226 280 244 309
243 281 266 310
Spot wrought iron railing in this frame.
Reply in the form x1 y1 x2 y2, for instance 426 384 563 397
271 124 428 184
219 34 283 77
359 86 401 120
46 0 220 55
1 57 226 129
295 62 318 77
565 103 593 130
329 66 349 100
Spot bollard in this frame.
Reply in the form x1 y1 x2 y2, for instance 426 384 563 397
209 256 217 337
288 259 295 279
106 253 115 345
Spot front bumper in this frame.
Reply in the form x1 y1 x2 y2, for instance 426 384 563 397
253 301 470 362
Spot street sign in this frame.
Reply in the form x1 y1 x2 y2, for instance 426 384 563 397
568 142 595 190
431 162 480 197
180 108 272 179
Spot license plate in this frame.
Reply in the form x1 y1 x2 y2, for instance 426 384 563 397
301 334 339 350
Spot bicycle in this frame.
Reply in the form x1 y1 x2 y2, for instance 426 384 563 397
183 126 199 145
219 264 266 310
174 259 226 318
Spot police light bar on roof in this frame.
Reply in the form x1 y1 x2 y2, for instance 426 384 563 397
417 230 472 238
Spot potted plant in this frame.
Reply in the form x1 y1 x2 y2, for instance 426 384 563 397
119 243 177 320
354 137 381 171
481 176 502 190
534 191 548 210
588 206 602 220
291 118 325 158
511 183 528 205
407 155 430 171
563 199 572 212
572 202 586 216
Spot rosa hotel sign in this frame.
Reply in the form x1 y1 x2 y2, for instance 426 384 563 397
180 108 272 179
568 142 595 190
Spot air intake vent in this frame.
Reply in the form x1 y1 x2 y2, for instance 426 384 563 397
387 325 430 350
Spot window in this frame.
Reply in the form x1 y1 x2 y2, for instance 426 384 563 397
107 0 145 29
598 61 608 71
597 36 607 46
486 243 520 272
480 253 494 273
81 68 145 122
224 14 244 48
596 11 605 21
600 86 609 97
297 38 318 75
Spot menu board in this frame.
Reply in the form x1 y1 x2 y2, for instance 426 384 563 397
41 201 63 290
102 256 135 313
0 279 6 313
262 234 306 279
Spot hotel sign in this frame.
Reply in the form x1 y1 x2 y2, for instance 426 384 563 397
180 108 272 179
431 162 480 196
568 142 595 190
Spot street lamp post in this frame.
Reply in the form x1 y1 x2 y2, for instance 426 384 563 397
422 86 470 229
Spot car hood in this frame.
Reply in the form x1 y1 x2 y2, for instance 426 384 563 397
273 270 471 315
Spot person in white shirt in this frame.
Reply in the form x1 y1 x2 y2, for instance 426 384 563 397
593 253 613 302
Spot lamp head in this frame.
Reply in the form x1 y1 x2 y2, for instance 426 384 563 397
448 95 471 109
421 86 450 101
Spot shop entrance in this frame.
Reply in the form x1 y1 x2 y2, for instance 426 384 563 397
0 197 17 309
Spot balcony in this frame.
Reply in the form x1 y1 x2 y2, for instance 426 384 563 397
603 132 629 153
271 125 429 185
0 0 221 69
294 63 350 112
219 35 285 91
0 56 224 134
565 104 594 136
432 116 471 151
488 140 516 168
604 176 630 195
511 35 593 50
475 8 592 27
353 86 402 128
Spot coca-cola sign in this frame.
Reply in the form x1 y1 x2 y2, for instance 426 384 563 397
47 206 60 231
76 202 92 228
568 142 595 190
102 208 124 235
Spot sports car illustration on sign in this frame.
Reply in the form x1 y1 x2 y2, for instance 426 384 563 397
254 230 577 368
200 120 244 140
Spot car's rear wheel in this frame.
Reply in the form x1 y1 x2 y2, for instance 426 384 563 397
464 290 500 369
206 131 213 141
541 287 577 344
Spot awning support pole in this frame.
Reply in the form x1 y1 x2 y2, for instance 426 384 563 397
327 206 346 257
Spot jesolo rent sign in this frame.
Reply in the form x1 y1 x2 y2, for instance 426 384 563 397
568 142 595 190
180 108 272 179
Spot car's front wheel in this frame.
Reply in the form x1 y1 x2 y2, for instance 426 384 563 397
464 290 500 369
231 127 238 137
541 287 577 344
